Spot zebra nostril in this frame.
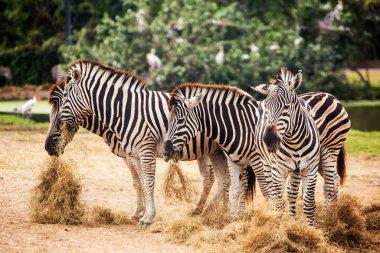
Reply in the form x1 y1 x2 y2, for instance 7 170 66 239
163 140 174 159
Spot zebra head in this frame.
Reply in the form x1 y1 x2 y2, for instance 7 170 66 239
164 90 205 162
252 67 303 153
45 63 92 156
45 79 67 156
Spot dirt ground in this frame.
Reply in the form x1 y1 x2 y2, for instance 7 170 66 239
1 131 379 253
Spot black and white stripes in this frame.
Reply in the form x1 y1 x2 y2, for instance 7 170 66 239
164 83 271 218
45 60 232 225
254 68 320 225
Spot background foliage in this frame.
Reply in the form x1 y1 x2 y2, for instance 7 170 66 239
0 0 379 99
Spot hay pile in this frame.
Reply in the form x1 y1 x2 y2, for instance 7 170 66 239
318 194 380 250
162 161 195 201
30 157 135 226
86 206 133 225
157 194 380 253
30 157 84 224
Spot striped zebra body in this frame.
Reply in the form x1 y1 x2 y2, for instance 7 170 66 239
164 83 271 219
299 92 350 205
45 61 231 225
251 90 350 218
254 68 320 226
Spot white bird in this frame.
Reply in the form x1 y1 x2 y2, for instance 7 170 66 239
136 9 147 33
14 96 39 116
270 44 280 51
250 43 259 53
294 37 303 47
215 46 224 65
241 54 250 61
146 48 162 69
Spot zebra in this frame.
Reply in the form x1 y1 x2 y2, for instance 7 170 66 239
164 83 271 219
44 60 239 226
252 72 350 217
47 80 146 219
252 68 321 226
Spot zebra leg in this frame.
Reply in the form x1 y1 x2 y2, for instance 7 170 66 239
252 154 272 202
271 168 287 212
238 168 248 213
136 151 157 226
287 170 301 218
228 160 244 219
209 149 230 205
301 168 318 226
125 157 145 220
191 156 215 215
320 153 340 208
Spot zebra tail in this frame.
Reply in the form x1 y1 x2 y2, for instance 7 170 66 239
337 145 347 186
245 166 256 203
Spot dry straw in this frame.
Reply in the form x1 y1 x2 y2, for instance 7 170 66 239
160 195 380 253
30 157 84 225
162 161 195 202
318 193 378 250
86 206 133 225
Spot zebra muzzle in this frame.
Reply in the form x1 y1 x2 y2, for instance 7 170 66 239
163 140 174 161
263 125 280 153
45 136 61 157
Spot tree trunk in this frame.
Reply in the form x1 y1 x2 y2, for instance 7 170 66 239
350 65 371 87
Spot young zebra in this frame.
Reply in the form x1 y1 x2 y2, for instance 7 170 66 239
252 75 350 216
164 83 270 219
45 60 236 225
254 68 321 226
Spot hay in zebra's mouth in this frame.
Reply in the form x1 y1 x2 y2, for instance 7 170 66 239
29 157 84 225
162 161 195 202
56 122 76 155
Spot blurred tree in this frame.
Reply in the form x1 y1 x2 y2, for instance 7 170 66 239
61 0 350 97
0 0 379 100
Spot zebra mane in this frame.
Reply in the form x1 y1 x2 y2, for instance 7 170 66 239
48 79 66 104
276 67 294 85
169 83 254 109
67 59 148 89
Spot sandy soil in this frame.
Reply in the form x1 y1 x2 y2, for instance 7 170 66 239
0 131 379 253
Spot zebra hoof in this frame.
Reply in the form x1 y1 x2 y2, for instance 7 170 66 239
138 219 151 228
131 210 145 220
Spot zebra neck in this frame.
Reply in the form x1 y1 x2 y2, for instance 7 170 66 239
86 83 168 145
198 99 258 155
283 108 315 148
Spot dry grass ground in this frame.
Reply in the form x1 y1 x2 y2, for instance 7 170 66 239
0 131 379 252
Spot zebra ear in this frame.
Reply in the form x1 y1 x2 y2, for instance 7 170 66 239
290 70 303 91
251 84 270 95
71 68 82 83
188 92 205 110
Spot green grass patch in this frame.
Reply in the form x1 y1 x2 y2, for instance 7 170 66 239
0 114 88 133
343 100 380 108
0 100 50 114
0 114 49 131
346 130 380 158
344 69 380 86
